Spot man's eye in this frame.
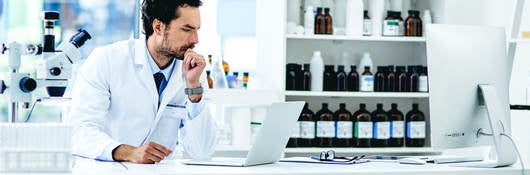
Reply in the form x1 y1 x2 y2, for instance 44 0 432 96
182 28 191 32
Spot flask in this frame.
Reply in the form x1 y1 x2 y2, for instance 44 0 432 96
408 65 419 92
315 7 326 34
315 103 334 147
374 66 386 92
333 103 353 147
363 10 373 36
418 66 428 92
345 0 364 37
396 66 407 92
242 72 249 89
302 64 312 91
405 103 426 147
211 56 228 89
310 51 324 91
323 65 336 91
324 8 333 35
360 66 374 92
304 6 315 35
206 70 213 89
347 65 359 91
286 63 299 90
354 103 372 147
298 103 315 147
386 65 396 92
336 65 347 91
371 103 390 147
388 103 404 147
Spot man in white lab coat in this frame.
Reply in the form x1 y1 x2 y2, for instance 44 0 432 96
69 0 217 164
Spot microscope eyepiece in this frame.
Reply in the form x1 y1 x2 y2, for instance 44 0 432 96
69 29 92 48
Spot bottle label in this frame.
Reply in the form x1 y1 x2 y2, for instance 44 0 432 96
317 121 335 138
373 121 390 139
390 121 404 138
398 20 405 36
290 121 301 138
407 121 426 139
419 76 428 92
354 121 373 139
383 20 400 36
336 121 353 139
300 121 315 139
363 19 372 36
360 75 374 91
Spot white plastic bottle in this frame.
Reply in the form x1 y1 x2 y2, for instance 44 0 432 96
304 6 315 35
310 51 324 91
345 0 364 37
358 52 373 74
369 0 385 36
423 10 432 32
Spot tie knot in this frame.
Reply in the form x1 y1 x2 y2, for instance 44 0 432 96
154 72 165 92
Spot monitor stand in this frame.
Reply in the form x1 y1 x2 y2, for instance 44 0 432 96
451 84 517 168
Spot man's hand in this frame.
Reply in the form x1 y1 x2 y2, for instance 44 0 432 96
112 142 172 164
182 49 206 88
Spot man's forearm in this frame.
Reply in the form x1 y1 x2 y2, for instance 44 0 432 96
112 144 135 161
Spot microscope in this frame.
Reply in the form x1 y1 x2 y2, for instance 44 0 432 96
0 11 92 123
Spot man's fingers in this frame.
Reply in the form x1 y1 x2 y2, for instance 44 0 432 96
148 142 172 156
146 147 166 160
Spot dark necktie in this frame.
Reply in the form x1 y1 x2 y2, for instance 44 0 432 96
153 72 165 93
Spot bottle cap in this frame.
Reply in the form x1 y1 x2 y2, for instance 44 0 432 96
338 65 345 71
360 103 366 108
340 103 346 108
325 65 334 70
377 103 383 109
391 103 398 108
322 103 328 108
313 51 321 57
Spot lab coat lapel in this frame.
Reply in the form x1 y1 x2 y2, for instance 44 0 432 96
133 39 158 112
155 60 184 120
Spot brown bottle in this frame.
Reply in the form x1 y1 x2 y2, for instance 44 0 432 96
298 103 315 147
405 103 426 147
333 103 353 147
302 64 311 91
396 66 407 92
374 66 386 92
242 72 249 89
347 65 359 91
315 7 326 34
336 65 347 91
324 8 333 35
323 65 336 91
206 70 213 89
388 103 404 147
386 65 396 92
408 66 419 92
222 58 230 75
315 103 334 147
286 63 299 90
371 103 390 147
208 54 213 65
405 10 422 36
353 103 372 147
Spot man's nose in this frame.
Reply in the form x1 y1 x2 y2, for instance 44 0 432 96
189 31 199 45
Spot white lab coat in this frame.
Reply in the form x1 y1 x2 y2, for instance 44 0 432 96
69 38 218 160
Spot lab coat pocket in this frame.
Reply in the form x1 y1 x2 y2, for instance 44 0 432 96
147 105 187 151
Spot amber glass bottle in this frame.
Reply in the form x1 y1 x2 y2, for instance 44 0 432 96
374 66 386 92
302 64 312 91
298 103 315 147
323 65 336 91
315 7 326 34
386 65 396 92
371 103 390 147
333 103 353 147
353 103 372 147
324 8 333 34
315 103 334 147
347 65 359 91
206 70 213 89
336 65 347 91
396 66 408 92
388 103 404 147
405 103 426 147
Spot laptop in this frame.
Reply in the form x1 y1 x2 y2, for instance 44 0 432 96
182 101 305 167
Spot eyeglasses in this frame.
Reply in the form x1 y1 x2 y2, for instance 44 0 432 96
312 150 365 162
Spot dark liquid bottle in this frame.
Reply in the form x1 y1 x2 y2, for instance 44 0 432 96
386 65 396 92
353 103 372 147
374 66 386 92
206 70 213 89
315 103 334 147
302 64 312 91
396 66 408 92
347 65 360 91
371 103 390 147
324 8 333 34
297 103 315 147
333 103 353 147
405 10 422 36
336 65 347 91
405 103 426 147
388 103 404 147
286 63 298 90
409 66 419 92
315 7 326 34
323 65 336 91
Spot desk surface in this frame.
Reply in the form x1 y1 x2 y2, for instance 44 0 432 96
68 158 527 175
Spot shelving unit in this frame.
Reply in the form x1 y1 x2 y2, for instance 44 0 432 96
286 34 426 42
285 91 429 98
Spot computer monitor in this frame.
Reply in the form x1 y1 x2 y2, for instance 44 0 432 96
426 24 517 167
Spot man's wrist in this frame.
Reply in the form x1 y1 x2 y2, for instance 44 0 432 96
112 144 134 162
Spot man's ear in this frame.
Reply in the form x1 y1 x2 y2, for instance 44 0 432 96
152 19 166 36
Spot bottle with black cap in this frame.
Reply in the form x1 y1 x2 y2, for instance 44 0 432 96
374 66 386 92
388 103 404 147
347 65 359 91
386 65 396 92
353 103 372 147
333 103 353 147
396 66 408 92
336 65 347 91
298 103 315 147
302 64 312 91
315 103 334 147
323 65 336 91
405 103 426 147
371 103 390 147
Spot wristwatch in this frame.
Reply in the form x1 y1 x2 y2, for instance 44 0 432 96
184 87 203 95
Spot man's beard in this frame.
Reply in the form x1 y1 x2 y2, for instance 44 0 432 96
159 32 194 60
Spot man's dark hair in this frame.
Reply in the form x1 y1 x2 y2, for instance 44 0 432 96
141 0 202 38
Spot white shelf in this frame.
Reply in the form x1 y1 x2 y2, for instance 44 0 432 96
285 91 430 98
285 147 438 154
509 38 530 43
286 34 426 42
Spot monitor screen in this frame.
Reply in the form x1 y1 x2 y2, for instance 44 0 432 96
426 24 515 166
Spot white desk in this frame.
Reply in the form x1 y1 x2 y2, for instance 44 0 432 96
68 158 528 175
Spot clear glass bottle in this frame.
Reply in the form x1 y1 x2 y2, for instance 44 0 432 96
363 10 373 36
